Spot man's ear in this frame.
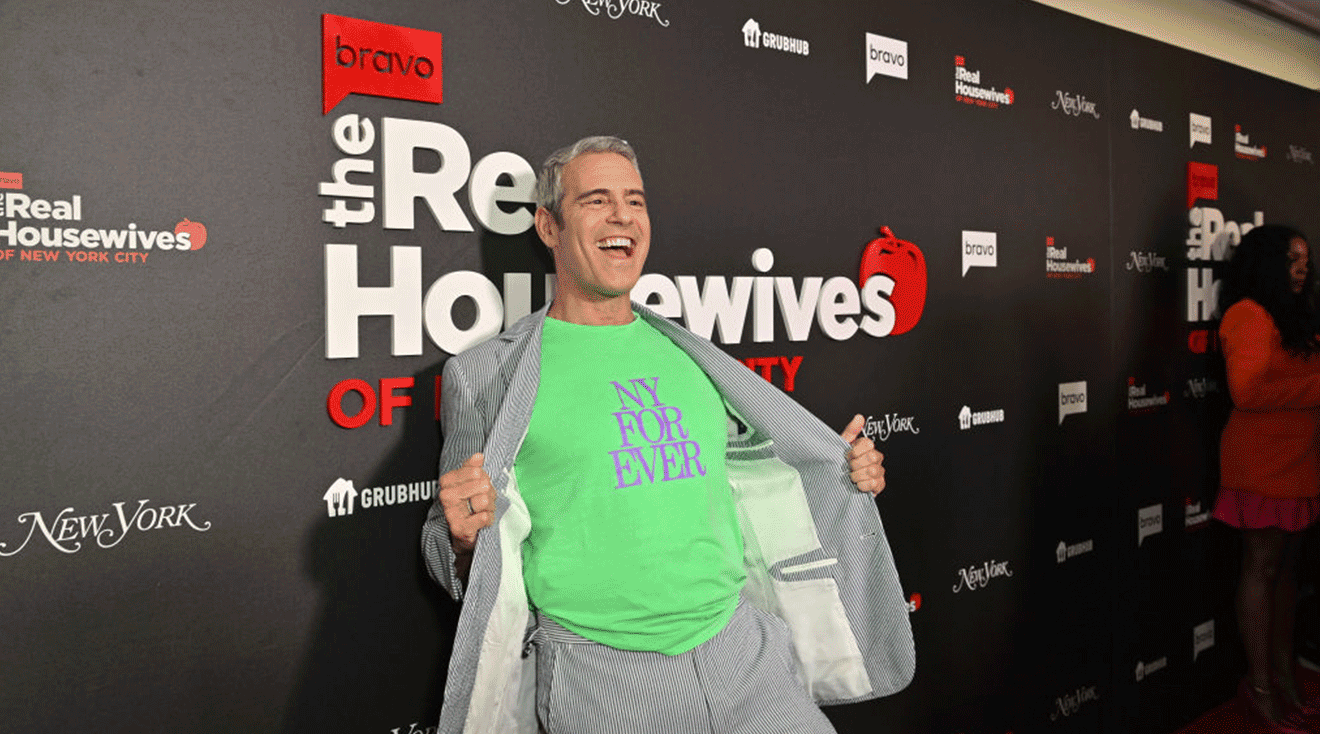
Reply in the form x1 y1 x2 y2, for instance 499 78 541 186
534 207 559 250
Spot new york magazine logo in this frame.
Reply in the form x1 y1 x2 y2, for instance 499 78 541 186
861 412 920 442
961 230 996 276
865 33 907 81
558 0 669 28
0 180 208 266
323 477 437 517
1234 124 1267 161
1051 685 1100 721
1058 381 1087 424
1125 250 1168 273
954 55 1013 109
322 14 443 114
1051 90 1099 119
742 19 809 56
0 499 212 557
951 558 1013 593
1129 109 1164 132
1189 113 1212 148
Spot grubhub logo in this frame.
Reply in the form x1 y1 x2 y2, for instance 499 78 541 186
1134 656 1167 682
1233 124 1266 161
323 477 437 518
1056 538 1093 564
961 230 996 276
954 55 1013 109
958 405 1005 430
865 33 908 82
742 18 809 56
1189 113 1212 148
1129 109 1164 132
322 14 443 115
1058 381 1086 425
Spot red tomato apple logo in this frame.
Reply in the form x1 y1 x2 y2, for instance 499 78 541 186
859 226 927 336
175 218 208 251
908 593 922 612
1005 87 1015 105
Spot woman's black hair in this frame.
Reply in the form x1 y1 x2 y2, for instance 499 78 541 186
1219 224 1319 356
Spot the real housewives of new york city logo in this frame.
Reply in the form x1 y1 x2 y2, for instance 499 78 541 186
954 55 1013 109
0 176 208 265
322 14 443 114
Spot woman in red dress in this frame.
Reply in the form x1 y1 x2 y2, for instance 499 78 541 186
1215 224 1320 732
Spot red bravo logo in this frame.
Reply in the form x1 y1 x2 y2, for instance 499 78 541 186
322 14 443 115
1186 161 1218 209
859 226 927 336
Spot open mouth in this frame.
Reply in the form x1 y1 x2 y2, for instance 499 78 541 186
597 237 635 257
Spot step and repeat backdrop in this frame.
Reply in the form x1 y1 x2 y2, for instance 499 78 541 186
2 1 1318 732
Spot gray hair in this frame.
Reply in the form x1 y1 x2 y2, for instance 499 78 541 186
533 135 642 222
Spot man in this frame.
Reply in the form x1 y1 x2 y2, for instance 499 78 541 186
422 136 913 734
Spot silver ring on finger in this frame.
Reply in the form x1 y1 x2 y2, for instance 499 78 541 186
466 497 476 515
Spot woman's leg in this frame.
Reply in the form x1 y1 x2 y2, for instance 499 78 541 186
1241 527 1287 720
1272 531 1305 708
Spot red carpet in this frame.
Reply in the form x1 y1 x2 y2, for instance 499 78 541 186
1177 668 1320 734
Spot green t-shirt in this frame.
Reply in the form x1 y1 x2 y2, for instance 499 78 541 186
515 315 745 655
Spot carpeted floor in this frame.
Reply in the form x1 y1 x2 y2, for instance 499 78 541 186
1176 666 1320 733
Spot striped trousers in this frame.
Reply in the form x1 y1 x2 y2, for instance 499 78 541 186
532 600 837 734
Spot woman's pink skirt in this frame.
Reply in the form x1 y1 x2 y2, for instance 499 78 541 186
1213 487 1320 532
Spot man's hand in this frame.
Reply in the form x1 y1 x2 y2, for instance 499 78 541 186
840 414 885 496
439 454 498 576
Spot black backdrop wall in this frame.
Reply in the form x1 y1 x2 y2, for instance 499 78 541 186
1 1 1318 732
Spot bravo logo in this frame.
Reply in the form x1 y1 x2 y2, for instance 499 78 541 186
1058 381 1087 425
865 33 908 82
961 230 996 276
322 14 442 114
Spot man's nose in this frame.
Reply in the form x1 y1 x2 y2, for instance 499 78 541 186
606 198 632 223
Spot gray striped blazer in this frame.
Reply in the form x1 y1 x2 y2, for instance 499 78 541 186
421 303 914 734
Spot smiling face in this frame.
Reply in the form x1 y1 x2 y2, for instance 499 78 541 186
535 151 650 324
1288 236 1310 295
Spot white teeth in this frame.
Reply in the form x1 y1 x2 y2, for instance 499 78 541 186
597 237 632 250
